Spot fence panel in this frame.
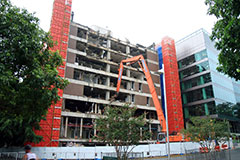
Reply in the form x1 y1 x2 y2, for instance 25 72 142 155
186 149 227 160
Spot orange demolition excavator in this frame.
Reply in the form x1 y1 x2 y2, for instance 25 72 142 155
116 55 183 142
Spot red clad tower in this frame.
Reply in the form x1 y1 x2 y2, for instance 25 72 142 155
161 37 184 134
32 0 72 147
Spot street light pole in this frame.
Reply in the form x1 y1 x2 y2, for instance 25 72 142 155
158 64 170 160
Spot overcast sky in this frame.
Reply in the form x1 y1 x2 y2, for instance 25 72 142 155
11 0 216 46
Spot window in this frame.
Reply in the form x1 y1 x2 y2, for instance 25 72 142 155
182 85 214 104
147 97 150 106
178 50 207 69
73 69 82 80
139 83 142 92
181 73 211 91
77 28 87 39
131 95 135 103
184 101 216 118
179 61 209 80
131 81 135 90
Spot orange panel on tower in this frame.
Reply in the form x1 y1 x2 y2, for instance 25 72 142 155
32 0 72 147
156 37 184 134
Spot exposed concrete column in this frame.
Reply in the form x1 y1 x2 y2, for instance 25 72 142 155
126 70 131 102
107 39 111 49
80 118 83 139
94 120 97 136
106 46 111 100
64 117 68 137
60 118 65 137
107 51 111 60
62 99 65 110
144 111 147 119
149 123 152 140
86 30 89 41
95 103 98 114
105 91 110 100
140 127 143 140
105 64 110 101
106 64 110 72
126 46 130 54
127 70 130 77
158 124 161 132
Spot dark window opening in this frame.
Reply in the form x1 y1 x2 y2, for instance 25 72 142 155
111 41 126 53
110 65 126 75
76 41 87 52
110 52 127 64
73 69 107 85
88 33 108 47
110 77 117 87
139 83 142 92
64 99 104 114
84 86 106 99
147 97 150 106
130 47 146 59
110 91 128 102
131 81 135 90
73 69 82 80
77 28 87 39
131 94 135 103
75 55 107 71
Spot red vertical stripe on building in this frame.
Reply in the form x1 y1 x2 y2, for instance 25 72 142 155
161 37 184 134
32 0 72 147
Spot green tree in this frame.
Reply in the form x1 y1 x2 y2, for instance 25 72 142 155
95 104 150 160
182 117 230 150
216 102 234 117
216 102 240 119
0 0 68 147
233 103 240 119
205 0 240 80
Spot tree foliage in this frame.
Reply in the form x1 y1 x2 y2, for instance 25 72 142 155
205 0 240 80
95 104 150 160
0 0 68 147
182 117 230 149
216 102 240 119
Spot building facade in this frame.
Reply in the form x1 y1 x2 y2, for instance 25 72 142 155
33 0 164 147
59 22 162 146
176 29 240 133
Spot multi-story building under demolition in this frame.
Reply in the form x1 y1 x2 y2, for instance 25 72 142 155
33 0 164 147
59 22 162 146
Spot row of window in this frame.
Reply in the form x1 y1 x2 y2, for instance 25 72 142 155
178 50 207 69
179 61 209 80
77 27 146 55
182 85 214 104
181 73 211 91
74 69 143 91
73 69 153 105
184 101 216 118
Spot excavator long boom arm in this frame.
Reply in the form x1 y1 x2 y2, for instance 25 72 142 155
116 55 166 132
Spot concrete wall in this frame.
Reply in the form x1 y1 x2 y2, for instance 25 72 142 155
63 83 84 96
0 142 201 159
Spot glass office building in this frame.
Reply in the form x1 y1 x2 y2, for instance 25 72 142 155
176 29 240 133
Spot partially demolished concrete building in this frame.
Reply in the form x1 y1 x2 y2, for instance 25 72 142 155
59 23 162 146
33 0 162 147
